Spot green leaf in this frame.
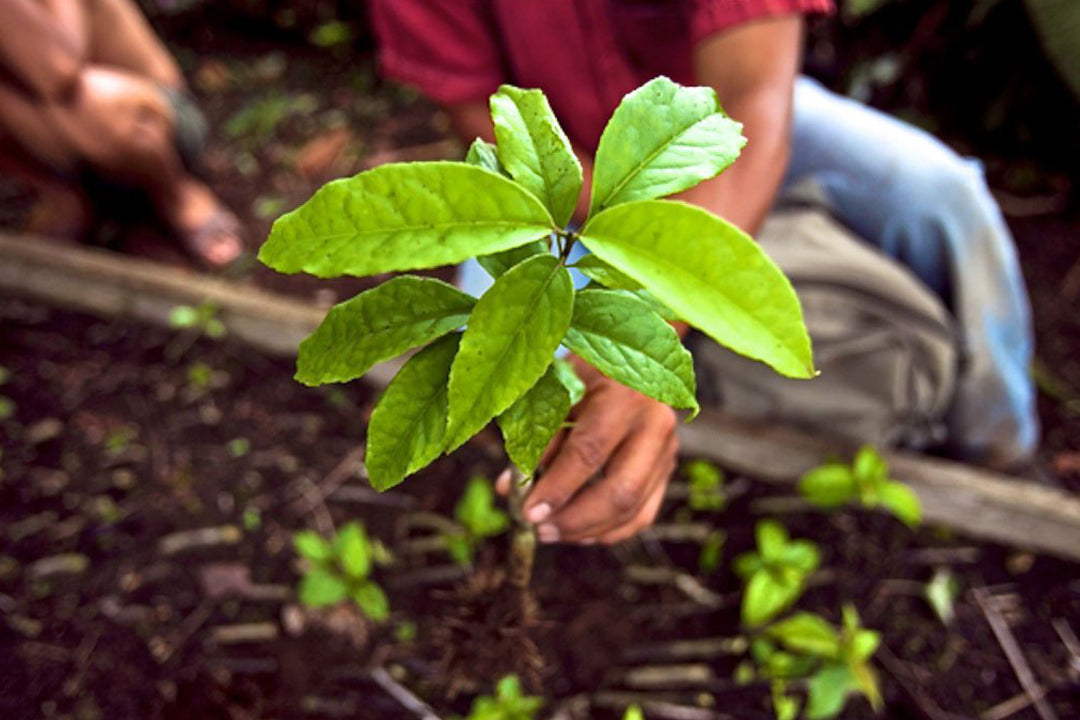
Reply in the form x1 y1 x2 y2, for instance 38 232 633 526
455 476 510 538
733 551 763 580
575 255 642 291
259 162 553 278
298 568 349 607
879 480 922 527
294 530 332 563
366 333 461 491
562 289 698 414
853 445 888 483
849 630 881 663
446 255 574 451
296 277 474 385
581 200 814 379
590 76 745 215
465 138 505 175
623 705 645 720
924 567 960 626
699 530 725 573
477 240 548 280
743 570 802 627
806 664 856 719
444 532 475 566
334 522 371 580
352 581 390 622
772 681 801 720
498 366 572 476
767 613 843 660
757 520 789 563
780 540 821 575
799 464 858 508
850 660 884 711
491 85 583 227
552 358 586 406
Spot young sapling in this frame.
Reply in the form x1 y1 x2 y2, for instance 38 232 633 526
444 475 510 565
261 76 815 592
453 675 542 720
798 445 921 527
684 459 727 512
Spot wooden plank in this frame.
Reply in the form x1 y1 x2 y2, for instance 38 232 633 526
681 410 1080 562
2 232 1079 560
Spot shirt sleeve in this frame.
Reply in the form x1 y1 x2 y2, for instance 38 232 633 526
370 0 505 105
690 0 835 44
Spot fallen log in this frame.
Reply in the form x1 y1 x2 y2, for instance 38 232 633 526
2 232 1079 561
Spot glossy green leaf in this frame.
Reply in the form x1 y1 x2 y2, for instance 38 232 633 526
446 255 574 451
623 704 644 720
478 240 548 280
590 76 745 215
352 581 390 622
575 254 642 291
366 333 461 491
806 664 856 720
767 613 843 660
799 463 858 508
879 480 922 527
853 445 888 483
298 568 349 607
260 162 553 277
294 530 332 563
334 522 371 580
491 85 583 227
498 366 572 476
552 358 585 406
733 551 763 581
780 539 821 574
743 570 802 627
772 682 801 720
465 138 505 175
296 277 474 385
563 289 698 413
849 629 881 663
581 200 814 378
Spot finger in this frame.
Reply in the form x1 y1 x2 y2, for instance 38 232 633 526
598 455 672 545
524 391 630 526
538 426 567 471
495 467 512 496
544 415 675 542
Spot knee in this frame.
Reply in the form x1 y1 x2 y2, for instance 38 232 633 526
898 151 995 231
78 67 175 163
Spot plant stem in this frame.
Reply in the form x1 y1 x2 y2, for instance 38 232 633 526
506 467 538 620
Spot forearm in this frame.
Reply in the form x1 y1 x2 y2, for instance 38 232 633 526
0 0 88 100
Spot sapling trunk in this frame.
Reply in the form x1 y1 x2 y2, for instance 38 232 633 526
506 467 538 622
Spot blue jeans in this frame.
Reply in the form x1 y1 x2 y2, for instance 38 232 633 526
459 77 1038 465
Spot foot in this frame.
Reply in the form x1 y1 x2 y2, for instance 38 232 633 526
170 179 245 269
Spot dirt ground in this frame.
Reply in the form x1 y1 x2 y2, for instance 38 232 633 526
2 6 1080 720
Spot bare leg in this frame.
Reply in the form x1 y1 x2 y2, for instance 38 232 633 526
0 130 91 241
83 0 182 88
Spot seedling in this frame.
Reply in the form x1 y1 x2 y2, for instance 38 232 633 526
293 521 391 621
734 520 820 627
699 529 726 574
444 475 510 565
798 445 921 527
763 606 883 719
683 459 726 512
924 567 960 625
454 675 542 720
261 77 814 589
168 301 226 339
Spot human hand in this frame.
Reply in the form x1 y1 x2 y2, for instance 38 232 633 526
498 357 678 545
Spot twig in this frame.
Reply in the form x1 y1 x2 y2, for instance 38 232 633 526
1051 618 1080 673
622 637 748 663
290 447 366 515
973 588 1059 720
876 644 974 720
981 687 1049 720
368 666 441 720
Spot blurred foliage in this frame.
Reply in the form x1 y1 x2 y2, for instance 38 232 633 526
811 0 1080 193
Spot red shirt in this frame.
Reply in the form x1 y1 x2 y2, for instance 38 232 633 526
372 0 833 152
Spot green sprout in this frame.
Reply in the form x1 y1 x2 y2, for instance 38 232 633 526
684 458 726 511
169 301 226 339
444 475 510 565
798 445 922 527
734 520 820 627
454 675 542 720
293 521 392 621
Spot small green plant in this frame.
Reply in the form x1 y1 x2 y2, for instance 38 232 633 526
699 529 726 574
623 705 645 720
293 521 391 621
444 475 510 565
454 675 542 720
169 301 226 339
798 445 921 527
924 567 961 625
734 520 820 627
261 77 813 591
684 459 726 511
761 606 883 719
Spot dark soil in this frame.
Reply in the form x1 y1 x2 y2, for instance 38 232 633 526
1 300 1079 720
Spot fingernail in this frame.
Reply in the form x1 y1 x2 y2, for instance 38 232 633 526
579 538 597 546
537 524 560 543
495 468 511 490
525 502 552 524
